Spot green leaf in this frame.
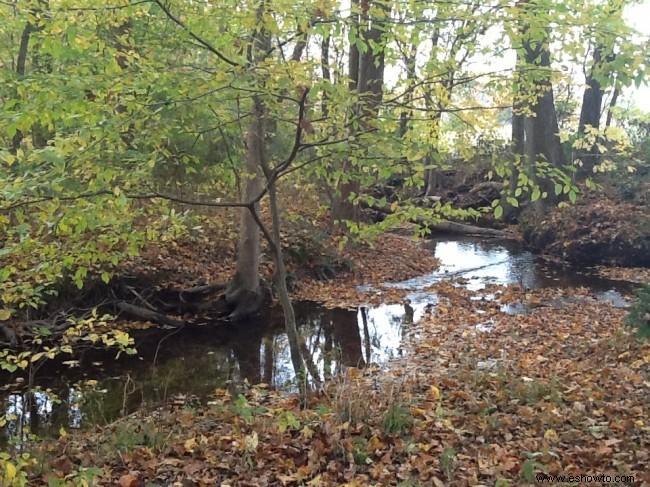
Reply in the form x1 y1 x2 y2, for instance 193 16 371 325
531 188 541 202
494 205 503 219
521 459 536 482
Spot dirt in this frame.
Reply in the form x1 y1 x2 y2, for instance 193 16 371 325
521 189 650 268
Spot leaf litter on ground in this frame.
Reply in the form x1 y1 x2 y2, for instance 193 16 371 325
19 233 650 486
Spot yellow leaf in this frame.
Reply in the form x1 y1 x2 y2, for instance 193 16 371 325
30 352 45 362
410 407 427 417
428 386 441 401
245 431 258 452
184 437 197 452
544 429 559 442
4 462 17 482
0 309 11 321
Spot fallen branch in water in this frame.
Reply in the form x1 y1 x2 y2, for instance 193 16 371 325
364 201 509 237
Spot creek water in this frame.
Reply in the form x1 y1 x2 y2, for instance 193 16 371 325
0 237 637 444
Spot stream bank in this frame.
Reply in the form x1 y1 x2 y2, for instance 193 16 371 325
5 236 647 486
1 236 638 448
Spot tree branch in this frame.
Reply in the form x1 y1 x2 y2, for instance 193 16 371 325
151 0 240 68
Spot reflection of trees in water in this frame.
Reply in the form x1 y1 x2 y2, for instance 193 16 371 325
0 303 371 441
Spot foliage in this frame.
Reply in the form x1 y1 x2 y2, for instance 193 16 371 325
0 452 31 487
0 0 647 317
381 402 413 436
0 310 134 373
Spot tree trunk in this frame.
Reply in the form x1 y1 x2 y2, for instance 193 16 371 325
267 182 308 391
331 0 388 232
521 36 566 215
225 96 265 319
605 87 619 128
577 46 606 173
525 48 565 169
511 50 525 156
423 113 443 198
320 34 331 118
10 22 35 154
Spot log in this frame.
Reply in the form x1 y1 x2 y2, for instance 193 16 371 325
469 181 503 194
428 220 508 237
115 301 185 328
364 201 509 237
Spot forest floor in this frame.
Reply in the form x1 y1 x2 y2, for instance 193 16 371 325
19 226 650 487
5 177 650 486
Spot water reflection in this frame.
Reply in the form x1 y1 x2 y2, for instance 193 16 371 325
1 236 636 442
1 301 419 443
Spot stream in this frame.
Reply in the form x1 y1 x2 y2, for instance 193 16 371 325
0 237 637 445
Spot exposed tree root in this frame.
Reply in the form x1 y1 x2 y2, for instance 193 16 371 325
115 301 186 328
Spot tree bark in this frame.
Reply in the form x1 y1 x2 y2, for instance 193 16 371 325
519 25 566 215
577 46 606 173
523 47 565 170
225 96 266 319
605 86 619 128
225 0 272 320
511 50 525 156
331 0 389 232
115 301 185 328
320 34 331 117
10 21 35 154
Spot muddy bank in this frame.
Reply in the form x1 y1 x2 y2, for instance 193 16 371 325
419 167 649 268
521 191 650 268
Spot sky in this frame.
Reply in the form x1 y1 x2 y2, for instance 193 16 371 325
623 1 650 112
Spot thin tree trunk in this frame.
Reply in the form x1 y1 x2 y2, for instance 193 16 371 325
321 34 331 117
10 22 35 154
605 86 619 128
267 182 307 391
577 46 605 172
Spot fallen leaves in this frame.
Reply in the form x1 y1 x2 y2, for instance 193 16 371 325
17 272 650 486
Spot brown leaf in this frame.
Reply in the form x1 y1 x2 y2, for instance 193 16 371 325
118 473 139 487
299 118 315 135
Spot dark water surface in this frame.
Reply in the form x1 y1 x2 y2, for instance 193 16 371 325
0 237 637 443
